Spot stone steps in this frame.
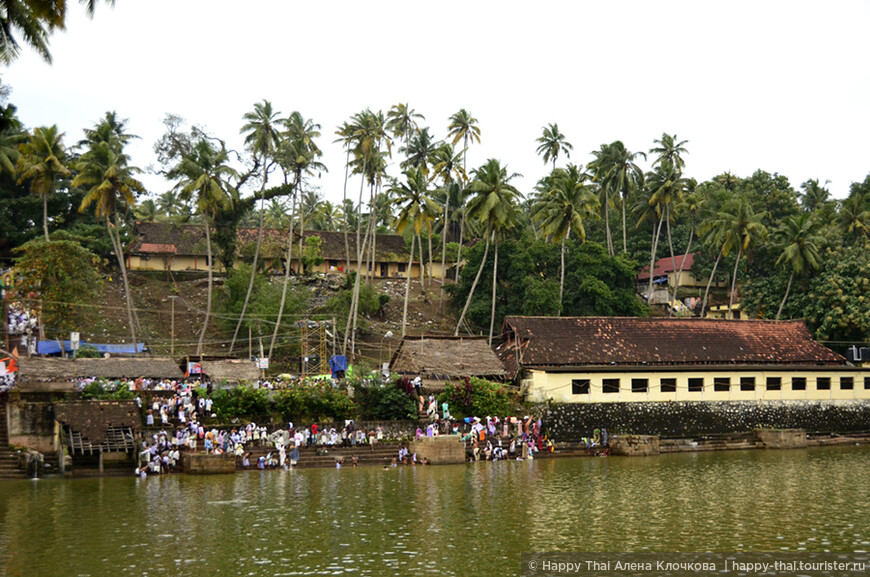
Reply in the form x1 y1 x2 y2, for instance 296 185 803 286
0 403 26 478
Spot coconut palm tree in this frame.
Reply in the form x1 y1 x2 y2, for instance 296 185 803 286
0 102 23 175
646 160 691 306
535 123 573 170
430 142 467 312
341 109 391 356
447 109 481 281
800 179 832 213
590 140 646 254
839 194 870 241
672 186 705 303
156 189 185 220
400 127 440 174
709 195 768 312
270 111 325 359
16 125 70 241
392 167 438 337
773 213 823 319
168 138 235 355
74 117 145 351
386 102 425 149
533 164 598 314
0 0 114 64
650 133 689 170
134 198 159 222
455 159 521 344
231 100 282 353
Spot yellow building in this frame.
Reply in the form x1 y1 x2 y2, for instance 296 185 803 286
126 222 451 279
496 316 870 404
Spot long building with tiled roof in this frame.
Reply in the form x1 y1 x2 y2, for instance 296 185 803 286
126 221 451 279
496 316 870 404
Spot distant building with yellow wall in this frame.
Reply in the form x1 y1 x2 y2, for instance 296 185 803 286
126 222 452 279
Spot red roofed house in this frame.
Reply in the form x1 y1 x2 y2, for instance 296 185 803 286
637 252 722 307
496 316 870 404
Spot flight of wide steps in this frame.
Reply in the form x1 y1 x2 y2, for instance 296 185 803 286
0 401 27 479
236 441 407 469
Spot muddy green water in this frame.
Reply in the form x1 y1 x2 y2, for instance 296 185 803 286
1 446 869 577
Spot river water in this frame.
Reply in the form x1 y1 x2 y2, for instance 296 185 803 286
1 446 869 576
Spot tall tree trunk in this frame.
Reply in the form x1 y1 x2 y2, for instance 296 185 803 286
621 194 627 253
401 233 416 337
439 195 449 314
700 252 721 318
197 216 214 356
454 235 490 336
729 247 742 314
673 220 694 306
43 193 49 242
666 204 676 314
455 211 465 283
269 191 297 360
342 149 351 271
427 228 434 292
558 234 566 317
604 196 613 256
230 166 268 353
418 233 425 295
647 212 664 300
776 271 794 320
342 168 367 354
488 237 499 346
108 214 138 353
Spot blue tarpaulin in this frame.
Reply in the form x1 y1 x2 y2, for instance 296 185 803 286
37 340 145 355
329 355 348 375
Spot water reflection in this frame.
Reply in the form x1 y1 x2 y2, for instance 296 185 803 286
0 446 868 576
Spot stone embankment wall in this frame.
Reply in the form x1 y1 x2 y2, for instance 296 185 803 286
411 436 466 464
545 400 870 441
5 396 56 453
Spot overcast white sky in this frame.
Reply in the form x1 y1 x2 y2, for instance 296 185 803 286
6 1 870 206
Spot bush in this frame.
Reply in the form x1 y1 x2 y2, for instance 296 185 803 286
210 386 271 420
438 377 512 419
273 383 356 422
354 383 417 421
79 379 136 400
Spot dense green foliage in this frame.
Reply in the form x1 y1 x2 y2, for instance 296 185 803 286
12 238 101 337
447 238 648 332
219 263 308 335
438 377 514 419
353 383 417 420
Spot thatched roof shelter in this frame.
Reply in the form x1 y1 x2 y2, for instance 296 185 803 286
390 336 506 389
17 357 184 384
200 359 259 382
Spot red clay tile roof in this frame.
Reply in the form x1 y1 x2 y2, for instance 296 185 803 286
139 243 177 254
496 316 845 372
637 253 695 281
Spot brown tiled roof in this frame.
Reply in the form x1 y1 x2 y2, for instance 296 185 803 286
130 222 415 263
391 336 506 381
54 401 141 444
128 222 208 256
496 316 845 373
